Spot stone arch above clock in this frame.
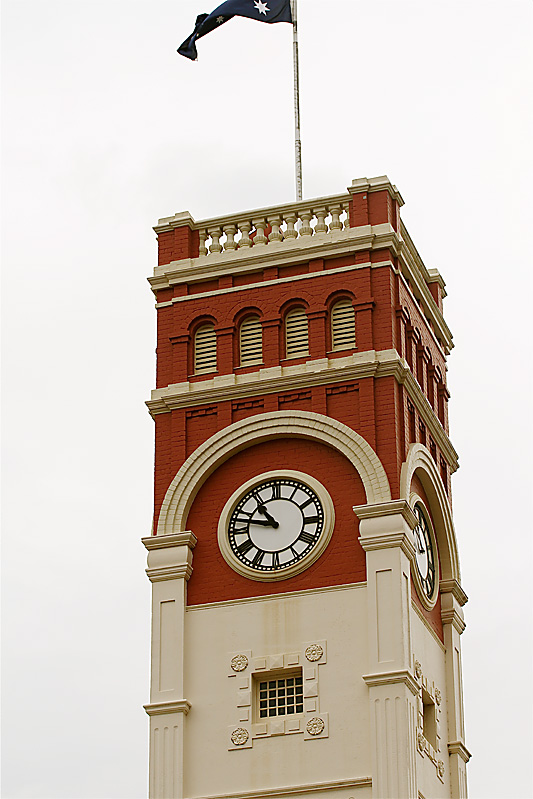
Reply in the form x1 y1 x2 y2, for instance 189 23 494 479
156 410 392 537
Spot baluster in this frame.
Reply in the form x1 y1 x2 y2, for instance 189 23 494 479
284 212 298 239
300 210 313 237
342 204 350 230
199 229 208 257
267 215 283 243
251 218 268 245
237 220 253 248
208 227 223 254
329 205 343 232
223 224 237 251
314 207 328 234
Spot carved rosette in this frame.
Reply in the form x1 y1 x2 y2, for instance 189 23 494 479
438 760 445 778
231 654 249 672
414 660 423 680
417 731 426 753
231 728 249 746
435 688 442 706
306 717 325 736
305 644 324 662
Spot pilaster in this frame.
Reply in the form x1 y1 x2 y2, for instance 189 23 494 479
143 532 197 799
355 500 418 799
441 580 471 798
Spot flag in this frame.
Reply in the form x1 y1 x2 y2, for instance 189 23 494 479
178 0 292 60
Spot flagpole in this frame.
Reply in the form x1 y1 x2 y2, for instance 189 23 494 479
291 0 303 201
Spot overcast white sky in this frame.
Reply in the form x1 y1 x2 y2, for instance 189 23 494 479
2 1 532 797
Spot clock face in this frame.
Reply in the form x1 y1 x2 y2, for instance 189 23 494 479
413 503 437 601
227 478 325 573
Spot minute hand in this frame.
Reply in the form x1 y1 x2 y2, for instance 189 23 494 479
251 518 279 527
258 505 279 528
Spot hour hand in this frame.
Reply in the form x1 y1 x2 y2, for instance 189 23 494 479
250 518 278 527
257 504 279 528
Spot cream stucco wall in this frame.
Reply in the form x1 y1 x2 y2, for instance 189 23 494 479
183 584 371 799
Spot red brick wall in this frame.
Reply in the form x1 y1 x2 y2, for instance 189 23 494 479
185 438 367 605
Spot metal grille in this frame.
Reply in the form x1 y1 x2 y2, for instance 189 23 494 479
194 323 217 374
258 673 304 719
240 315 263 366
285 308 309 358
331 300 356 350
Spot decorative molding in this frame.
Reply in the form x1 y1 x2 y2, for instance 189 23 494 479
440 578 469 606
400 444 462 583
306 717 325 736
353 499 418 527
186 580 367 612
448 740 472 763
231 728 250 746
305 644 324 663
197 777 373 799
142 531 197 551
156 410 392 537
144 700 191 717
363 669 419 696
147 348 458 472
142 531 197 583
441 606 467 635
414 660 423 680
231 655 249 672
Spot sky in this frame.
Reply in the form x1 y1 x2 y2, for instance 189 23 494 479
1 1 532 797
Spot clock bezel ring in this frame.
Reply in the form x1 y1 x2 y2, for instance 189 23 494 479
218 470 335 582
410 493 440 609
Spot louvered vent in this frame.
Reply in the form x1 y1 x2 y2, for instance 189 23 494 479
194 323 217 374
285 308 309 359
331 300 356 351
240 315 263 366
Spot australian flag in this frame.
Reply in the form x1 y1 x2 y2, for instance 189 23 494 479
178 0 292 60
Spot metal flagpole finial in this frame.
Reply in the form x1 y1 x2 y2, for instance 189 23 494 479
291 0 303 202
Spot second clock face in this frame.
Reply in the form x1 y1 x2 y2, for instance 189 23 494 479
227 478 325 573
413 503 437 601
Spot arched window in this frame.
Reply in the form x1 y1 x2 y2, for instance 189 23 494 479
239 315 263 366
194 323 217 374
331 299 356 351
285 307 309 359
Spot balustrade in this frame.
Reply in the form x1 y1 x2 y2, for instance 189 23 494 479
194 195 351 258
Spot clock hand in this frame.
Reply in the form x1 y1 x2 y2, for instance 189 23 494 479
250 518 279 527
257 505 279 529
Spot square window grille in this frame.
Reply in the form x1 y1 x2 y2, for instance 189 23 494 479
256 671 304 719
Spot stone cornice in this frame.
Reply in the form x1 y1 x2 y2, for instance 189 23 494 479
147 349 459 471
144 700 191 717
363 669 419 696
142 531 197 583
353 499 418 527
142 531 198 551
198 777 372 799
441 606 467 635
448 740 472 763
149 224 391 291
440 578 469 606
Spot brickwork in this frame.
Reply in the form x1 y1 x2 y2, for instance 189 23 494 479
151 182 454 620
186 438 367 605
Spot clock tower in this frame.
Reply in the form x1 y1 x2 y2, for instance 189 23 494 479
143 177 470 799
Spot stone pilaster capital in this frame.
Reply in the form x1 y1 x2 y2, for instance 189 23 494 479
142 531 197 583
448 740 472 763
144 700 192 717
354 500 417 559
363 669 419 697
440 590 467 634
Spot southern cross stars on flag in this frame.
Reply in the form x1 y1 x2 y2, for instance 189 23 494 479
178 0 292 60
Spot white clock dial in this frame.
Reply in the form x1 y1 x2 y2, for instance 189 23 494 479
218 471 335 582
413 503 437 601
228 478 324 572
